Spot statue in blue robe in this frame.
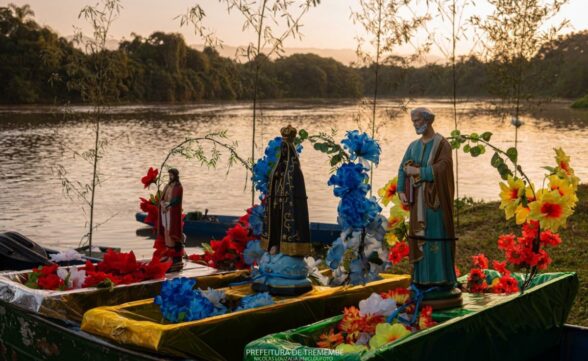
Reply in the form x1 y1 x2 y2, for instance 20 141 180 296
398 107 462 309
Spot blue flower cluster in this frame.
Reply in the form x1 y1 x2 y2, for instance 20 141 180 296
154 278 226 323
328 162 381 230
243 239 265 266
236 292 274 311
341 130 381 165
326 237 345 269
249 205 265 236
252 137 302 199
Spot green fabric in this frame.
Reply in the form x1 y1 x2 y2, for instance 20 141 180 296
245 272 579 361
398 138 456 286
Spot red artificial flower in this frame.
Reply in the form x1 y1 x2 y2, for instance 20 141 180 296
505 245 526 266
381 288 411 305
316 329 344 349
140 197 159 227
141 167 159 188
141 255 172 279
38 273 65 290
540 230 562 247
388 241 409 264
536 249 552 270
418 305 436 330
492 275 519 294
497 234 516 251
522 221 539 241
492 260 510 276
472 253 489 269
454 265 461 277
83 271 120 288
359 314 384 334
467 268 488 293
98 249 139 275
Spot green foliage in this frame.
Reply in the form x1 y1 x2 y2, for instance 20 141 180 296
571 94 588 109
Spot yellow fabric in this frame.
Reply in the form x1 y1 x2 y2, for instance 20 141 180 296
81 274 410 361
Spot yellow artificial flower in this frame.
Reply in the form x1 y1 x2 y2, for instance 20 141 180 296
548 175 578 206
499 176 525 220
554 148 580 191
528 189 573 232
385 232 399 247
514 184 536 225
378 177 399 207
335 343 368 354
368 323 412 349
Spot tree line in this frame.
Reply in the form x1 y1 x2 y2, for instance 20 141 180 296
1 4 587 104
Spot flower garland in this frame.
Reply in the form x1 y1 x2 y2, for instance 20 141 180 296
323 131 387 286
24 249 171 290
154 278 274 323
315 289 434 353
377 177 411 266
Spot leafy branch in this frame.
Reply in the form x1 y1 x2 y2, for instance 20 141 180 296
306 129 350 171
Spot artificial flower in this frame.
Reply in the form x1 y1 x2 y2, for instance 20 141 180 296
492 275 519 294
49 249 83 263
358 293 397 317
497 234 516 251
540 230 562 247
378 177 398 206
492 260 510 276
384 232 399 247
326 237 346 269
368 323 411 349
243 240 264 266
248 205 265 236
466 269 488 293
548 174 578 205
418 305 436 330
335 343 368 354
141 167 158 188
380 288 410 305
528 189 573 231
316 329 344 349
499 176 525 220
337 191 382 230
388 241 409 265
341 130 381 165
471 253 489 269
328 162 370 197
236 292 275 311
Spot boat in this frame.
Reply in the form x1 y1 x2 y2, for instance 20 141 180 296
135 212 342 244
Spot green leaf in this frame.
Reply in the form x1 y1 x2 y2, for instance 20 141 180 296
506 147 518 163
479 145 486 154
497 163 513 180
298 129 308 140
542 166 556 174
330 154 342 167
450 129 461 137
450 140 461 149
470 132 479 142
481 132 493 141
470 145 482 157
463 144 471 153
491 152 503 168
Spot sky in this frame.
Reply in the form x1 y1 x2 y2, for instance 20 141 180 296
6 0 588 60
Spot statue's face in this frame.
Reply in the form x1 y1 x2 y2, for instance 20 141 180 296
168 172 176 182
412 115 428 135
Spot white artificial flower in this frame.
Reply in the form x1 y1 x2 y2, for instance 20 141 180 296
359 292 397 317
202 288 226 308
304 257 329 286
69 267 86 289
49 249 84 263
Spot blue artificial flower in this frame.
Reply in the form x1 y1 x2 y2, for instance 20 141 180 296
249 205 264 236
341 130 381 165
243 239 265 266
349 258 368 285
252 137 303 199
154 278 227 323
337 191 382 230
236 292 275 311
326 237 345 269
327 162 370 197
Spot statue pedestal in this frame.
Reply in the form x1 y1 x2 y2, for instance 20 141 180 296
419 286 463 310
251 253 313 296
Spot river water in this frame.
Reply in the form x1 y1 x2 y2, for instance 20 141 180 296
1 99 587 257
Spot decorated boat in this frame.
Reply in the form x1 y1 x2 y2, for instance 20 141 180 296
135 211 341 244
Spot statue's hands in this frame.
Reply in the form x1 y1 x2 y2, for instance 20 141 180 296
405 165 420 177
399 192 408 206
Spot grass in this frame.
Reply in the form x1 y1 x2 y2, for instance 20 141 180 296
571 95 588 109
453 184 588 326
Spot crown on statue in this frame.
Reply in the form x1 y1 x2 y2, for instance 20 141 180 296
280 125 297 143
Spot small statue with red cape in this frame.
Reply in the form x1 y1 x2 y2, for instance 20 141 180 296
157 168 184 272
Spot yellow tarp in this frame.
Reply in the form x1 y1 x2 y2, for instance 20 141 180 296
81 274 410 361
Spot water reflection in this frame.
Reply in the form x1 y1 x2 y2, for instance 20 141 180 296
0 99 586 258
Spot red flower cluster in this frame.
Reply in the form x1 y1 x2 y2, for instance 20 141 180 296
140 196 159 230
498 221 556 270
82 249 171 288
337 306 384 343
471 254 489 269
26 264 65 290
189 216 256 270
388 241 409 264
465 253 519 294
380 288 411 305
466 269 488 293
141 167 159 188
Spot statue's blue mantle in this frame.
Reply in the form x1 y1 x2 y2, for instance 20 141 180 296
251 252 312 296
